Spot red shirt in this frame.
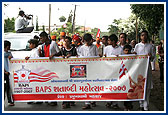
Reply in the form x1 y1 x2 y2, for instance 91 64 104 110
44 44 50 57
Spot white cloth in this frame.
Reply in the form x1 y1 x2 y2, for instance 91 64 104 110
104 45 123 57
29 48 39 58
79 44 99 57
15 16 29 31
134 42 154 60
49 41 60 55
76 45 82 56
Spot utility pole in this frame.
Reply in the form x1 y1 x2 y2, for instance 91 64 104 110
49 4 51 35
135 16 138 42
72 4 79 34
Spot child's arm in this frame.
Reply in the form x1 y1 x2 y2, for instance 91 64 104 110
25 56 30 60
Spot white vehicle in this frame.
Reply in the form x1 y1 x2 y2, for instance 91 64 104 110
4 32 39 59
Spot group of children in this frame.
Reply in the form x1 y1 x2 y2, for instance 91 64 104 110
4 30 155 111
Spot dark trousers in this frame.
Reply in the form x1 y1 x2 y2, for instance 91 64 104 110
159 62 164 82
16 27 34 33
4 73 13 103
124 101 133 109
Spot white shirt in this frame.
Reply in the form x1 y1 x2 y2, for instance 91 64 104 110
104 45 123 57
79 44 99 57
134 42 154 90
29 47 39 58
50 41 60 55
15 16 29 31
76 45 82 56
134 42 153 56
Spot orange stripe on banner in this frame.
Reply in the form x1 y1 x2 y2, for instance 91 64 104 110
13 93 129 101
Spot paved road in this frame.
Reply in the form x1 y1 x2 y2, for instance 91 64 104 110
4 101 158 112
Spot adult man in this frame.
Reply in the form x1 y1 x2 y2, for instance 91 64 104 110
15 10 34 33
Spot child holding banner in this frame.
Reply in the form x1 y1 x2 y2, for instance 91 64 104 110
122 44 133 111
25 39 39 60
134 30 154 111
104 34 123 109
61 36 77 58
80 33 99 110
4 40 15 106
104 34 123 57
61 36 77 109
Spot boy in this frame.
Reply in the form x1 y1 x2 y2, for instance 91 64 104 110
72 34 83 56
104 34 122 108
4 40 14 106
104 34 123 57
80 33 99 109
61 36 77 109
80 33 99 57
39 31 61 59
134 30 154 111
25 39 39 60
122 44 133 111
96 37 103 57
118 33 127 48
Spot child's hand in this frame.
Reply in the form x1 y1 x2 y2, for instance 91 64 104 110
62 55 65 58
66 54 71 58
8 56 12 60
5 71 10 75
25 57 30 60
49 54 54 60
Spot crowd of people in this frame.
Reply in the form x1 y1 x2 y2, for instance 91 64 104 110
4 30 164 111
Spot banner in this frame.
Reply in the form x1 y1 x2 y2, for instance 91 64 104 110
9 55 149 102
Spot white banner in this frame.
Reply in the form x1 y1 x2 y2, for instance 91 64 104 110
9 55 149 101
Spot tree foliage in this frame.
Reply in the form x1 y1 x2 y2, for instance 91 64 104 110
4 17 15 33
67 10 73 23
130 4 164 36
59 16 66 22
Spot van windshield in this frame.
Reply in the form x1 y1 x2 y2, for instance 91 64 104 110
4 36 30 51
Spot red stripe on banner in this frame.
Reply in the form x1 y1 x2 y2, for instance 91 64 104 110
12 93 129 101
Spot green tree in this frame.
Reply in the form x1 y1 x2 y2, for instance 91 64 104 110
67 10 73 23
4 17 15 33
59 16 66 22
108 24 119 35
130 4 164 39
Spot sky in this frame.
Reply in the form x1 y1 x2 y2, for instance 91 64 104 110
3 2 132 32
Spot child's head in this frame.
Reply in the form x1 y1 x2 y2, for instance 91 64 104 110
39 31 48 43
60 32 66 40
108 34 118 46
64 36 72 47
83 33 93 46
119 33 127 45
123 44 132 54
96 37 101 44
101 36 108 45
140 30 149 43
28 39 39 49
4 40 11 51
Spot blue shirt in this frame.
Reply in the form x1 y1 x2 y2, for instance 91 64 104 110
4 51 13 72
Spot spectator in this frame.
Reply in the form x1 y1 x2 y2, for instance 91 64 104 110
4 40 15 106
15 10 34 33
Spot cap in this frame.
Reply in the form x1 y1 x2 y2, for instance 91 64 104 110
73 34 82 42
60 32 66 36
96 37 100 41
51 35 56 40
